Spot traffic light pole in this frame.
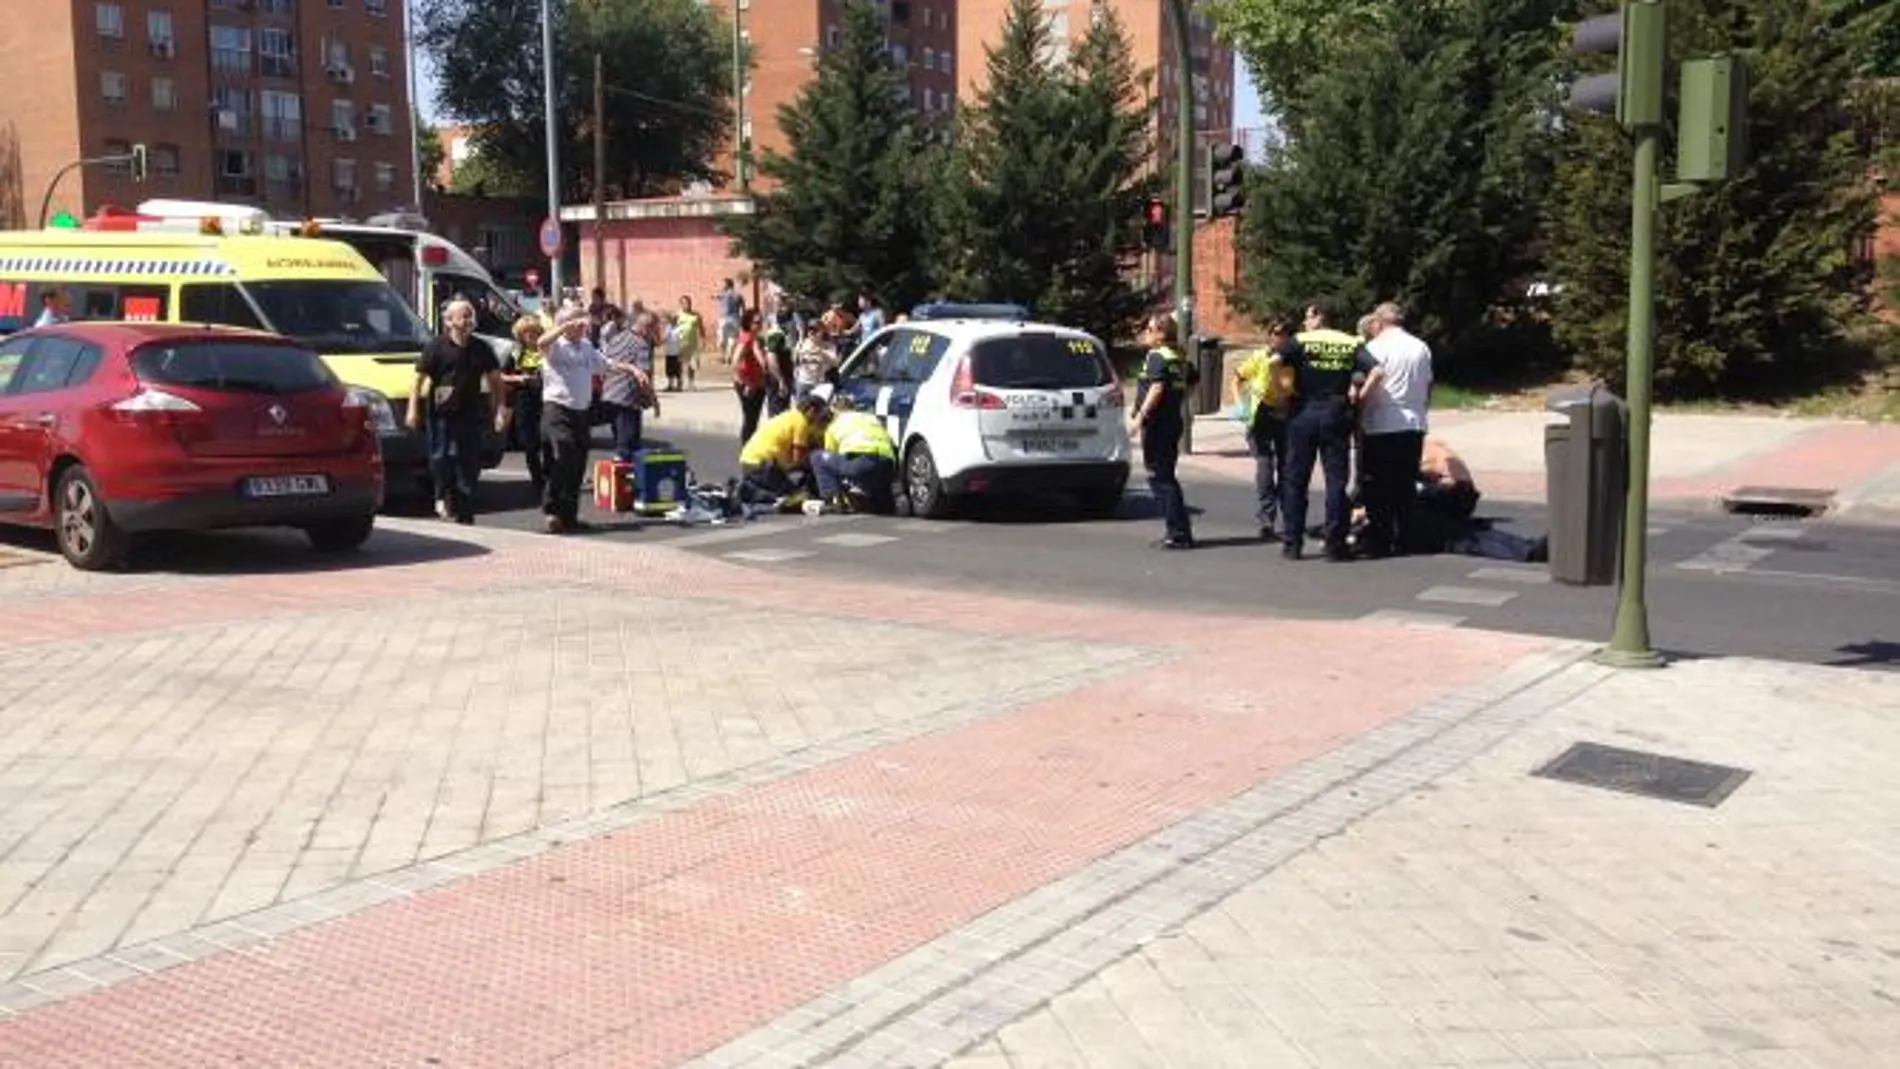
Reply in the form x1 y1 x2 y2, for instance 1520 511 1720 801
1165 0 1195 454
1598 115 1664 669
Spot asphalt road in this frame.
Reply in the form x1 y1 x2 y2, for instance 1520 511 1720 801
420 427 1899 671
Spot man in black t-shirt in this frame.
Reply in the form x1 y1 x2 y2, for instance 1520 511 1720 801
407 298 504 524
1277 298 1378 560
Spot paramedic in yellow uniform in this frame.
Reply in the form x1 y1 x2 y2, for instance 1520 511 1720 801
1232 320 1296 541
811 390 898 513
739 390 829 501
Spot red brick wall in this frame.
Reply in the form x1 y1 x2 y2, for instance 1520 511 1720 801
1191 215 1257 342
577 217 757 312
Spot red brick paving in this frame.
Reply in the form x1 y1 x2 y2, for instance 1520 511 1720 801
0 533 1543 1067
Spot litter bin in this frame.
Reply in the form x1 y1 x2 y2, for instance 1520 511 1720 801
1544 384 1628 585
1191 335 1224 415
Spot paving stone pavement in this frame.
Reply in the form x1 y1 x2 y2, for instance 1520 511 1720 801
0 518 1547 1065
946 656 1900 1069
0 529 1152 987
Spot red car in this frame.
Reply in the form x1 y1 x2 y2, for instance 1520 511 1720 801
0 323 385 570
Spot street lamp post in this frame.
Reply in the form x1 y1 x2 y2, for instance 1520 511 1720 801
405 0 424 208
540 0 564 300
733 3 748 193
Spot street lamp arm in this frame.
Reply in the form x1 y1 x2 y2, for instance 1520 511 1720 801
38 154 135 229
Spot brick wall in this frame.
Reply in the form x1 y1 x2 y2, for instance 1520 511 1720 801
576 217 758 312
1190 215 1258 343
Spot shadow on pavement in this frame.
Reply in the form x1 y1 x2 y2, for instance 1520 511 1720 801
951 493 1172 526
1829 640 1900 669
126 525 490 576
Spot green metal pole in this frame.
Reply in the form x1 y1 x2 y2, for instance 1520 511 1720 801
1165 0 1195 453
1598 121 1663 668
733 5 748 192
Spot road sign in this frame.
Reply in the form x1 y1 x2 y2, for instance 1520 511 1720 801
537 217 563 259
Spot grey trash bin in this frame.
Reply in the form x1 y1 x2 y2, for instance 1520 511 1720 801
1544 385 1628 585
1191 335 1224 415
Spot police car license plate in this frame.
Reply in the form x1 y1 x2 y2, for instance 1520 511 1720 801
1018 436 1080 455
243 475 331 498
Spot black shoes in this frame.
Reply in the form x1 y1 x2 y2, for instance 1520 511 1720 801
1154 536 1195 551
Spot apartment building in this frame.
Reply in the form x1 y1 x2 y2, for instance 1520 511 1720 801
0 0 415 227
955 0 1234 179
706 0 959 187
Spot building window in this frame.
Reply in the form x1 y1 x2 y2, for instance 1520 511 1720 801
369 103 393 134
265 153 302 200
938 8 948 28
332 100 355 136
101 71 127 106
262 90 302 140
103 139 133 175
332 158 357 194
211 25 252 74
922 87 934 110
825 24 840 48
96 3 125 39
327 0 343 8
147 9 174 52
259 0 295 14
921 6 931 26
374 162 396 192
324 39 351 70
260 28 295 78
921 47 933 71
366 0 386 15
152 144 181 180
152 76 177 111
222 151 252 177
939 52 952 76
888 43 908 66
369 46 389 77
213 87 253 135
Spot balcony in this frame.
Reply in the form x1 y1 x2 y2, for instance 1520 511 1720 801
261 55 297 79
217 175 259 197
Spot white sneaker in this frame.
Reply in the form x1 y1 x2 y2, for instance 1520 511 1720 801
434 498 451 520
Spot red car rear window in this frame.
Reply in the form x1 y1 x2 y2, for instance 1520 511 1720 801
131 341 337 395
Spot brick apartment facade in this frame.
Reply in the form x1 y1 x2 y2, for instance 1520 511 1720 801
0 0 416 228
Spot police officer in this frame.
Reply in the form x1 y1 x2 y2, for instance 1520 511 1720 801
1127 313 1195 550
1277 298 1377 560
811 392 899 513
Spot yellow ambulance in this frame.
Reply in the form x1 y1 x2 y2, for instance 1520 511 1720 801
0 210 503 489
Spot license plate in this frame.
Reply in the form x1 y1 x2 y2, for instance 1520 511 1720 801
1017 436 1081 455
242 475 331 498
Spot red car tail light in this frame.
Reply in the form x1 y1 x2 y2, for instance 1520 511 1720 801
110 388 202 424
949 355 1005 410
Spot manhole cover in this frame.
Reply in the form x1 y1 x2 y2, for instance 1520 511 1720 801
1532 742 1751 808
1721 486 1834 518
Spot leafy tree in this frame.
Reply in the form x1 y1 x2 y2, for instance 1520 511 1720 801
937 0 1154 343
416 0 732 201
1205 0 1454 125
1544 0 1881 397
448 151 534 198
1232 0 1580 366
723 0 939 310
417 121 445 191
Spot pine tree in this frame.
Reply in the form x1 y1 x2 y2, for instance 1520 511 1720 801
938 0 1153 343
1231 0 1580 365
1544 0 1881 397
723 0 938 310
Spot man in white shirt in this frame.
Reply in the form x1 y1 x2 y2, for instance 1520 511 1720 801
537 304 638 534
1357 301 1434 557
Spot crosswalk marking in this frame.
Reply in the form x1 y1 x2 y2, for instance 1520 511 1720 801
724 547 817 563
1359 609 1466 629
1416 585 1519 608
1468 566 1550 585
661 514 866 548
814 533 899 548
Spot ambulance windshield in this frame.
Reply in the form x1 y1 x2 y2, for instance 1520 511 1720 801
240 279 432 355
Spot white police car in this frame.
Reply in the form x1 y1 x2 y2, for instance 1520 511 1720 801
832 306 1131 517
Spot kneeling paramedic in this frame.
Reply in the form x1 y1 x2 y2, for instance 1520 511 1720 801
738 390 830 501
1277 298 1377 560
1128 313 1196 550
811 392 898 513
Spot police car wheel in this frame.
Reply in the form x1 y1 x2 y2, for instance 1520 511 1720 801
905 441 949 519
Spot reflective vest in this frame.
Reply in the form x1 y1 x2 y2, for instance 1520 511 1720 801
827 411 897 460
1294 328 1361 372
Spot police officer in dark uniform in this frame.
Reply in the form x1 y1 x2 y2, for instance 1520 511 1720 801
1277 298 1377 560
1128 313 1196 549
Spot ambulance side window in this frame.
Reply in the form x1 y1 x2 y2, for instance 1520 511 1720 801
77 284 170 324
179 284 266 331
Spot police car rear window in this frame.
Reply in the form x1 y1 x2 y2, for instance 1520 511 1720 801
132 341 337 395
969 334 1111 390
